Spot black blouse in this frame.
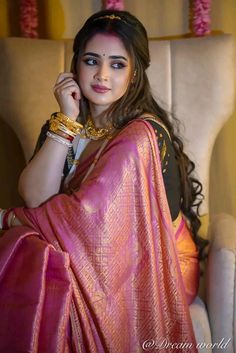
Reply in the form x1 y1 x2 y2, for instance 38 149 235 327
31 119 181 220
146 119 181 220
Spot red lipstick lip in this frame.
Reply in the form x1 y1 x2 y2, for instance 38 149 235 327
91 84 111 93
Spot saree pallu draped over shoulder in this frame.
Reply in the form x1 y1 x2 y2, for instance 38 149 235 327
0 119 199 353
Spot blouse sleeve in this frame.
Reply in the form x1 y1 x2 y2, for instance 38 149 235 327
30 120 50 161
145 119 181 221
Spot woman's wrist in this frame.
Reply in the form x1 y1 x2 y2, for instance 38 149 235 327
59 110 78 122
47 112 83 147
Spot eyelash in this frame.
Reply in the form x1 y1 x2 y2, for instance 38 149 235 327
83 58 126 69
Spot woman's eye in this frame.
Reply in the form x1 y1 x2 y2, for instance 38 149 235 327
112 62 125 69
84 58 97 66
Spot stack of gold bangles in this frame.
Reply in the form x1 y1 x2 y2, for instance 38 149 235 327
47 112 84 147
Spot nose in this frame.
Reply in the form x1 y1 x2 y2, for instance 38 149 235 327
94 63 109 81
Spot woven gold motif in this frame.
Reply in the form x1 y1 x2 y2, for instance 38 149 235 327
160 139 167 162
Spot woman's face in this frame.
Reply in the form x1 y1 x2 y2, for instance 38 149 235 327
77 33 132 114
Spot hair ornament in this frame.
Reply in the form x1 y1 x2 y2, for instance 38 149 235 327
94 14 127 24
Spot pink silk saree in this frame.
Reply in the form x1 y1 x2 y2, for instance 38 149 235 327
0 119 199 353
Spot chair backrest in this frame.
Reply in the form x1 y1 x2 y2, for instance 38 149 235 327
0 35 235 214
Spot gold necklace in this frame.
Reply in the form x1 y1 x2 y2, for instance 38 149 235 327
81 116 115 140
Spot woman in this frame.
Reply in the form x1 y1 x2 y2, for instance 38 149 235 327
0 10 202 353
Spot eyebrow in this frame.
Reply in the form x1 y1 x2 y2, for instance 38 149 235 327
83 52 128 61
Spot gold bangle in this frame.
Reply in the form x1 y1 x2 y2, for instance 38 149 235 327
51 112 84 135
57 123 76 137
49 119 77 138
50 115 80 135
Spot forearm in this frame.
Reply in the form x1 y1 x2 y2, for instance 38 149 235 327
18 137 69 207
19 72 81 208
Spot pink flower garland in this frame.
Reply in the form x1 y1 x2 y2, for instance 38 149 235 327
104 0 124 11
20 0 39 38
191 0 211 36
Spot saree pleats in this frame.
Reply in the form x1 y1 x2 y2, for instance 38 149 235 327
0 228 72 353
0 119 199 352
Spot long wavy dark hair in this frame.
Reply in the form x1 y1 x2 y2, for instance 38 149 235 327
71 9 208 260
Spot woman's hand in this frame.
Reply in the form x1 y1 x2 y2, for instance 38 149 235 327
53 72 81 121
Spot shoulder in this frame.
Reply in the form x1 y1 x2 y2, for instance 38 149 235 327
107 118 160 162
106 119 152 153
139 114 171 140
119 115 174 165
121 118 155 144
121 115 171 142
